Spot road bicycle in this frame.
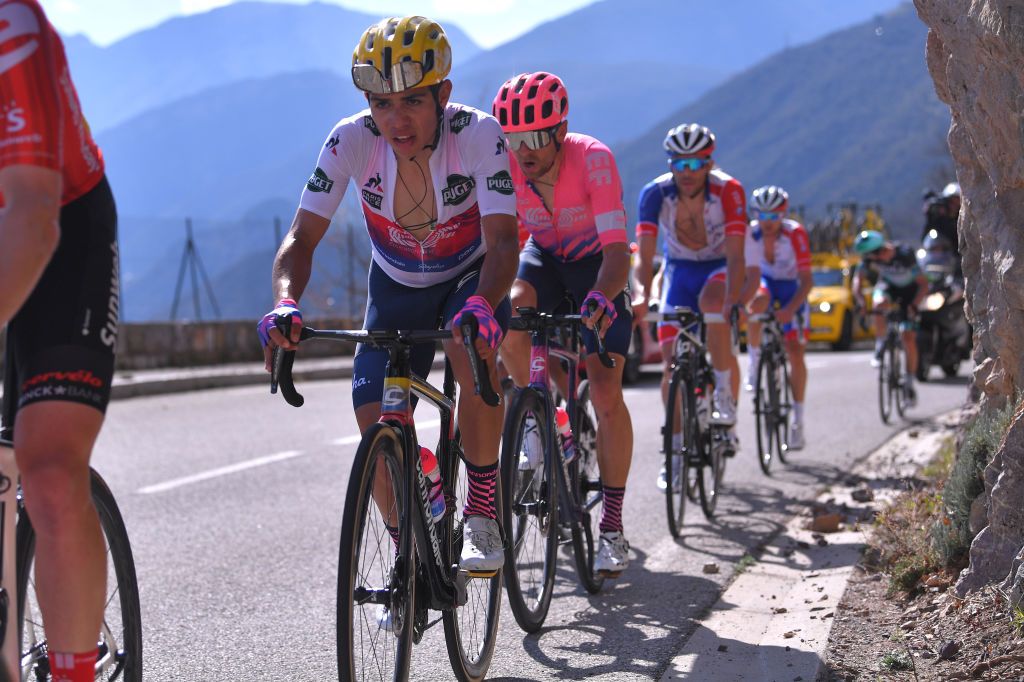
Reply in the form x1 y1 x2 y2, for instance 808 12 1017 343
499 306 611 632
657 308 738 537
873 308 915 424
750 309 794 476
272 315 501 682
0 432 142 681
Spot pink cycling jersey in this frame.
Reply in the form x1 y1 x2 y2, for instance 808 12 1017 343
635 167 747 262
510 133 627 262
745 218 812 280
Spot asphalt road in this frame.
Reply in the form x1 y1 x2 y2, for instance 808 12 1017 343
91 350 970 681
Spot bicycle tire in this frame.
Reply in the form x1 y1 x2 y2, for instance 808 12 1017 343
878 339 893 424
336 424 414 682
697 368 722 519
754 349 777 476
570 379 604 594
500 389 558 633
441 434 501 682
775 352 792 465
663 368 691 538
17 469 143 682
892 341 907 419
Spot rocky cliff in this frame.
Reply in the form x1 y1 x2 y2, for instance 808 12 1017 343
914 0 1024 597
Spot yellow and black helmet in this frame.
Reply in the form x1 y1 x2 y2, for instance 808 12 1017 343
352 16 452 94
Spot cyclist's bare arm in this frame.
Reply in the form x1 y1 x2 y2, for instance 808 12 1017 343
786 270 814 316
266 207 331 352
451 212 518 359
634 234 657 308
593 242 630 300
0 165 62 327
912 273 929 308
739 265 763 306
723 233 746 310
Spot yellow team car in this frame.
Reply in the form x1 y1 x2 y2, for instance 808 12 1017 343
807 253 873 350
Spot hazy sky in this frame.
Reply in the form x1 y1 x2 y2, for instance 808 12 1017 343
39 0 595 48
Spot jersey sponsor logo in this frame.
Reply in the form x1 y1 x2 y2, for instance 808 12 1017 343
306 167 334 193
325 134 339 155
361 188 383 210
22 369 104 390
441 173 475 206
100 240 120 348
3 102 25 133
495 137 507 155
485 170 513 195
449 110 472 134
0 3 41 76
363 116 380 136
585 151 613 186
364 172 381 190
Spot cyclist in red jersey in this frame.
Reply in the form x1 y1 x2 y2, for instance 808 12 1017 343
493 72 634 576
0 1 119 680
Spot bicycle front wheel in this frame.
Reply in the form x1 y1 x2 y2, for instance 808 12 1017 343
570 379 604 594
500 388 558 633
18 469 143 682
754 350 778 476
892 342 907 418
442 433 501 682
775 354 793 465
878 340 894 424
336 424 414 682
663 368 692 538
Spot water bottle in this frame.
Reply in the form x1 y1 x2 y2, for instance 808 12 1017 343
419 447 446 523
555 407 577 463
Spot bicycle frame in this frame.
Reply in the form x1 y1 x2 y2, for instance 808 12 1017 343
0 438 17 681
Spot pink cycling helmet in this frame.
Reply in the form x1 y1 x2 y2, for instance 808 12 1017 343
492 72 569 132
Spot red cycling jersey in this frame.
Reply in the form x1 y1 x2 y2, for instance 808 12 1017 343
0 0 103 205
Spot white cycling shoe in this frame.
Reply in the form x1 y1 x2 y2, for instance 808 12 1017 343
376 605 394 632
517 415 544 472
594 531 630 577
460 516 504 576
656 454 685 493
788 421 805 450
710 390 737 426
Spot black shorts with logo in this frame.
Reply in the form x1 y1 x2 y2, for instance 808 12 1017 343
2 175 119 431
352 257 511 409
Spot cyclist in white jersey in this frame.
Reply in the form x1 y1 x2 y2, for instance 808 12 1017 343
258 17 519 580
742 186 813 449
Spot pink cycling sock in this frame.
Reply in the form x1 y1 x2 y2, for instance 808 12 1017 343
600 485 626 534
462 461 498 520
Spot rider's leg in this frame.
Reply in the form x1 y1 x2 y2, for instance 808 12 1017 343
700 278 740 401
902 328 918 376
786 335 807 405
746 288 770 389
15 402 105 654
501 279 537 388
585 352 631 521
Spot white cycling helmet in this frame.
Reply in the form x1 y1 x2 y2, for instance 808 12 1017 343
941 181 961 198
663 123 715 156
751 185 789 213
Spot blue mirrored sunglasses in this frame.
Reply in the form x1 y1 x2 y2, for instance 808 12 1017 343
757 211 784 221
668 157 711 172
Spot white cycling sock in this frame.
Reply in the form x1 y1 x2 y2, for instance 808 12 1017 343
672 433 683 452
748 346 760 369
794 401 804 423
874 338 885 354
714 369 732 396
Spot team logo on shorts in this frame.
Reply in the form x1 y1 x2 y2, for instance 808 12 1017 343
450 110 473 134
306 167 334 193
486 170 514 195
442 174 476 206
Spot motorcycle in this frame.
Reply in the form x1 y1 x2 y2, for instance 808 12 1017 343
915 231 971 381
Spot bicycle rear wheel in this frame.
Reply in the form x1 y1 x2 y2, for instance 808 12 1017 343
892 342 907 419
878 340 894 424
442 434 501 682
570 379 604 594
775 353 793 465
500 389 557 633
663 369 692 538
18 469 143 682
754 350 778 476
336 424 413 682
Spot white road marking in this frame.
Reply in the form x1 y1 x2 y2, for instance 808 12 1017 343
139 419 443 494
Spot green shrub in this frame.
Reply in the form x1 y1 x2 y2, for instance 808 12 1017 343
931 397 1020 568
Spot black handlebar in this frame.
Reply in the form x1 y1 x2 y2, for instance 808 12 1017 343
584 299 616 369
270 317 499 408
457 313 501 407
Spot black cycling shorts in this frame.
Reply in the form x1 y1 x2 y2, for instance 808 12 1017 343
2 175 119 429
